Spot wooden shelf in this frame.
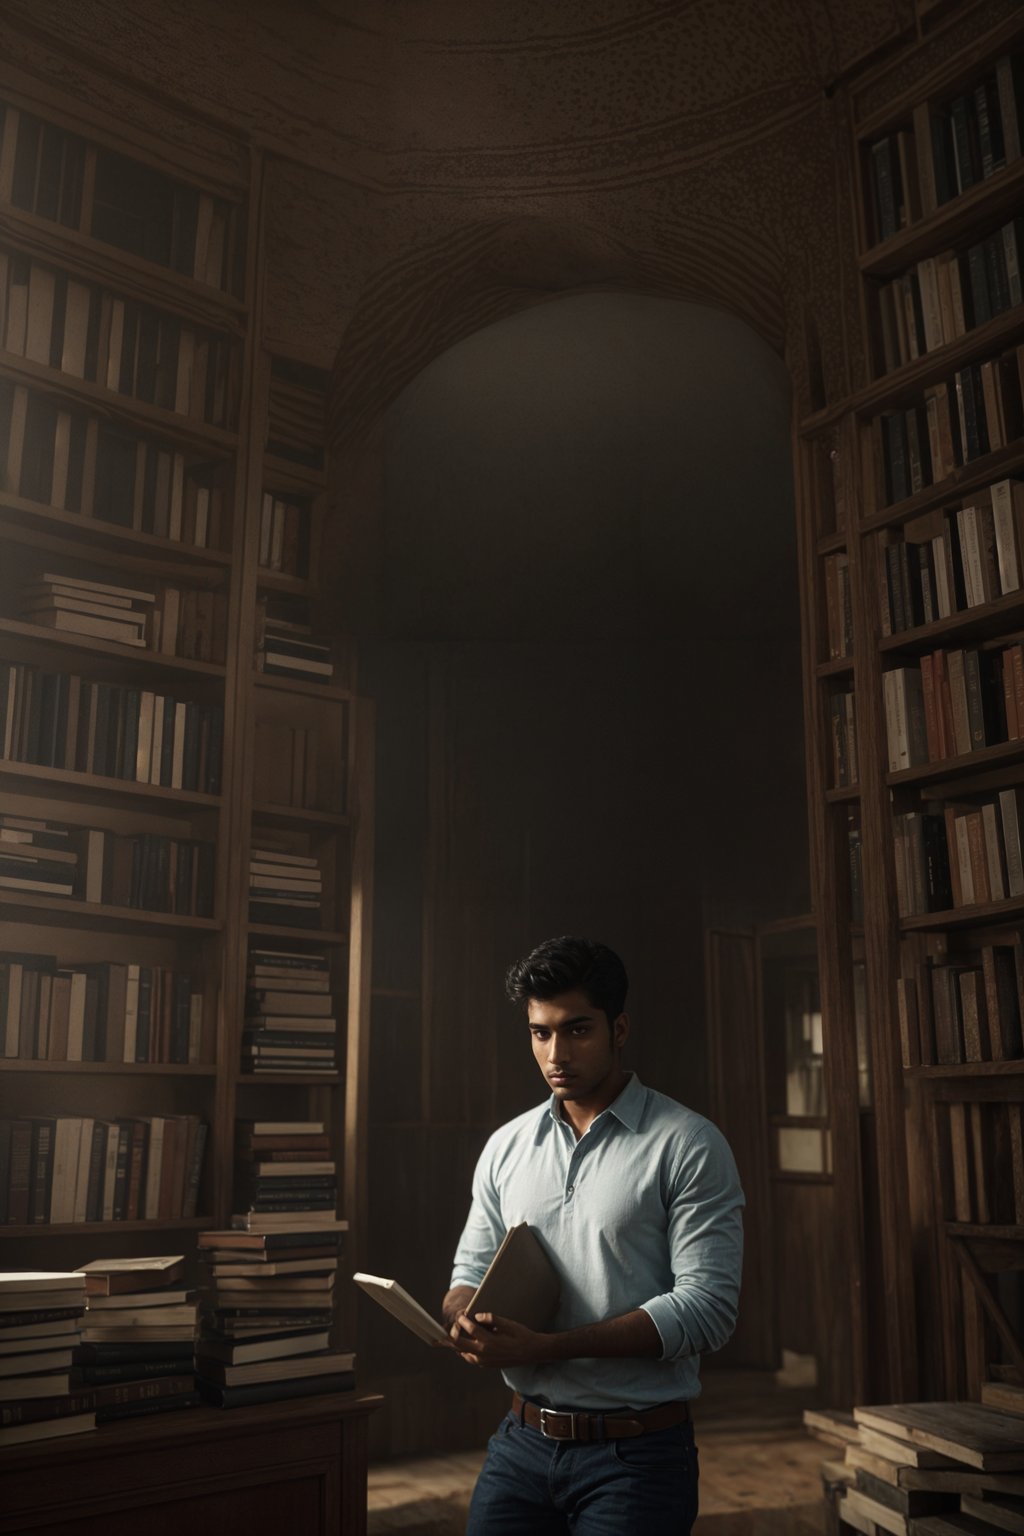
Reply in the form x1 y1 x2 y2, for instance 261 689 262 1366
263 452 326 493
0 1060 216 1074
817 656 855 678
879 594 1024 652
236 1071 341 1085
858 159 1024 278
0 617 226 679
859 440 1024 533
256 568 313 596
0 892 220 933
2 1217 209 1237
826 785 861 803
0 757 223 810
799 312 1024 436
900 895 1024 932
907 1061 1024 1079
0 352 239 454
245 923 346 946
944 1222 1024 1240
888 738 1024 789
0 203 248 334
252 672 350 704
0 494 232 580
251 802 350 831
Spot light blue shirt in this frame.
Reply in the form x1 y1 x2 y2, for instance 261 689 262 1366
449 1072 744 1411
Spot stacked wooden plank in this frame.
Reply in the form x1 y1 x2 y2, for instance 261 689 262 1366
806 1395 1024 1533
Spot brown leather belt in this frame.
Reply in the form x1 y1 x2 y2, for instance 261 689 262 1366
511 1391 691 1442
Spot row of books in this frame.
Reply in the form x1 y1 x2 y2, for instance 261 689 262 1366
880 479 1024 635
15 571 226 662
197 1213 353 1409
0 954 204 1065
0 251 236 428
872 346 1023 507
249 849 324 931
3 381 227 547
2 103 236 291
875 218 1022 374
944 1098 1024 1226
897 938 1024 1067
807 1397 1024 1533
866 52 1023 243
243 950 336 1075
823 551 853 660
0 821 215 917
0 1114 206 1225
0 664 224 792
258 493 312 579
829 689 859 790
893 790 1024 918
882 644 1024 773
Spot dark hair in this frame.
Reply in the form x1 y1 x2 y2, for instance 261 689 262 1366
505 936 628 1023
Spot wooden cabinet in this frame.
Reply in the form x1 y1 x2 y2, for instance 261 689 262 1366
0 1393 382 1536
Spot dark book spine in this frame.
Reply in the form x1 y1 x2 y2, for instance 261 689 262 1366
96 1390 200 1425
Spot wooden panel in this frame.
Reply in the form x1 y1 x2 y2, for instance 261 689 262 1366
705 927 775 1369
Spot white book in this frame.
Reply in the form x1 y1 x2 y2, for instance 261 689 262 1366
106 298 125 391
51 410 72 508
24 264 55 365
136 691 155 783
50 1119 82 1225
4 263 28 354
992 480 1024 596
60 282 91 378
38 573 155 603
65 970 88 1061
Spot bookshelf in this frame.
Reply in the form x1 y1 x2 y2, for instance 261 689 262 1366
0 68 372 1367
799 5 1024 1403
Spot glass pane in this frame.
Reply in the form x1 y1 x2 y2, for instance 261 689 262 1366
777 1126 826 1174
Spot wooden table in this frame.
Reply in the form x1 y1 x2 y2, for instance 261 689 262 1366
0 1392 383 1536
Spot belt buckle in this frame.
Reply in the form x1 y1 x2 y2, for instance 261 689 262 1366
538 1407 577 1440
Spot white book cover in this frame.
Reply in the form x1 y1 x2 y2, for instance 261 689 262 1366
60 281 91 379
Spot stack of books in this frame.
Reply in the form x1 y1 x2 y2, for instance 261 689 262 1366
254 599 333 683
195 1217 353 1408
0 830 77 898
242 950 336 1076
0 1271 90 1447
248 849 323 931
234 1120 337 1221
19 573 154 648
806 1393 1024 1532
72 1257 198 1425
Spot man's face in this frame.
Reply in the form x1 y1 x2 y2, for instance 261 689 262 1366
527 987 628 1104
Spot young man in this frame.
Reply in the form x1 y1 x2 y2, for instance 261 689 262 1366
442 935 744 1535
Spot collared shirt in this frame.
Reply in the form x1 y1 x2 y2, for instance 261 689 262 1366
449 1071 744 1411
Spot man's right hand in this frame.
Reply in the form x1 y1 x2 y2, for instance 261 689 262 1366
441 1285 477 1337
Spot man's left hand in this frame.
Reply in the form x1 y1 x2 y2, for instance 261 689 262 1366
453 1312 549 1368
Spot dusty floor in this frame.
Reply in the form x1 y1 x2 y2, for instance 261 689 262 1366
367 1367 829 1534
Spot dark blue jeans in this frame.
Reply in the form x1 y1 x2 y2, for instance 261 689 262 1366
466 1409 699 1534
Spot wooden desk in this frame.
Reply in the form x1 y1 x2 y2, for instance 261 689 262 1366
0 1392 383 1536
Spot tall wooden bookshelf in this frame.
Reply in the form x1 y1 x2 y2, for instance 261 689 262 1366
799 3 1024 1404
0 65 372 1357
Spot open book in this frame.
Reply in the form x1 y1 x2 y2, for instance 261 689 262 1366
353 1222 560 1347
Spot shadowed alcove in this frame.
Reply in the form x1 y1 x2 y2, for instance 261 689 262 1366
348 290 812 1456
